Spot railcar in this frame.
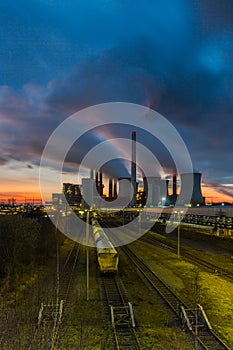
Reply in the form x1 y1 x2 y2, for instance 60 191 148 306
92 219 119 273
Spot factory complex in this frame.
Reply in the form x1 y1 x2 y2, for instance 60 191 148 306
52 132 206 210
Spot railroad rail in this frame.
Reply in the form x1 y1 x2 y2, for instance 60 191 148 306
102 275 140 350
49 243 80 349
29 242 80 350
122 245 231 350
140 232 233 281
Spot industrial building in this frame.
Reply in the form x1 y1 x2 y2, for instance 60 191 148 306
52 171 205 209
143 173 205 207
63 183 82 206
52 131 205 209
178 172 205 206
52 193 65 206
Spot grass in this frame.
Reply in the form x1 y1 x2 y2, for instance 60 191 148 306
131 239 233 348
2 230 233 349
119 248 194 349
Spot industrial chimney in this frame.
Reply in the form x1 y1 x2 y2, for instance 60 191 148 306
109 178 113 198
113 179 117 198
173 174 177 197
131 131 137 207
99 171 103 196
95 171 104 196
169 174 177 205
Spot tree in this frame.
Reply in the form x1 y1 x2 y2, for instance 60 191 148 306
0 216 39 278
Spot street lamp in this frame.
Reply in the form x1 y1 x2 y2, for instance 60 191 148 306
175 210 183 258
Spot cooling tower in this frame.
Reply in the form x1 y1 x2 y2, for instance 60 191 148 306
179 172 205 206
143 177 167 207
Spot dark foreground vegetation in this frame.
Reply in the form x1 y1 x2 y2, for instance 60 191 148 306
0 216 63 284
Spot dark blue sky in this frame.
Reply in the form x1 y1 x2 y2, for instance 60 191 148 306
0 0 232 200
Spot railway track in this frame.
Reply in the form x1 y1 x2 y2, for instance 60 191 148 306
140 232 233 281
29 242 80 350
122 245 231 350
102 275 140 350
49 242 80 349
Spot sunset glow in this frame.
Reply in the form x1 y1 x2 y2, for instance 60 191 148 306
0 1 232 205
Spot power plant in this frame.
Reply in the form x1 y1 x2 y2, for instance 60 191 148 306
53 132 206 208
54 170 205 209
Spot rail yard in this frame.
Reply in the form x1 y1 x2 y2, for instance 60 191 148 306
1 210 233 349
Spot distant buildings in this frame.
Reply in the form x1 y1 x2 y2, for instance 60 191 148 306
52 183 82 208
52 193 64 205
63 183 82 206
140 173 205 207
51 170 206 210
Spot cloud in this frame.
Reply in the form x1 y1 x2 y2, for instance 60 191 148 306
203 179 233 199
43 29 233 179
0 0 232 195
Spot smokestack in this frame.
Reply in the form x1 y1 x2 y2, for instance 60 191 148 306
100 171 103 196
95 171 103 196
95 171 99 190
113 179 117 198
109 178 113 198
131 131 137 207
173 174 177 196
165 179 170 206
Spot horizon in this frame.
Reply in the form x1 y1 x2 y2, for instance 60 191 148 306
1 1 232 204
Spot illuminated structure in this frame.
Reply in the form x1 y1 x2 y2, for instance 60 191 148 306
142 172 205 207
63 183 82 206
169 175 177 205
52 193 64 205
